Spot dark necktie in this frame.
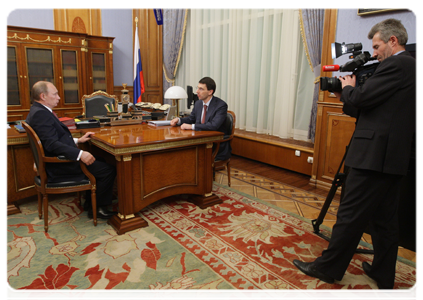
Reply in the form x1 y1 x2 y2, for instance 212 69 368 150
201 105 207 124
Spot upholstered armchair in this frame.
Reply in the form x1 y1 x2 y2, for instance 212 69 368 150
81 90 119 118
212 111 236 187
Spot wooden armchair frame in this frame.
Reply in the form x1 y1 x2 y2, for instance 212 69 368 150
22 121 97 232
212 110 236 187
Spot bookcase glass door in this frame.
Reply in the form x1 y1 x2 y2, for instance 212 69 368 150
91 52 107 91
26 48 54 93
7 46 20 106
61 50 79 104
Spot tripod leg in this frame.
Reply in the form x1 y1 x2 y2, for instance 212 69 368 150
312 173 345 239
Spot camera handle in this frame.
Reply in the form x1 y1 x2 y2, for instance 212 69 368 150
311 136 374 255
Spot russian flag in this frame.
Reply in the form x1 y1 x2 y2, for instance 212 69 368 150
133 26 145 104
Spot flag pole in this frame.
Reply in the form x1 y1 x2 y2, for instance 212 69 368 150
133 16 145 104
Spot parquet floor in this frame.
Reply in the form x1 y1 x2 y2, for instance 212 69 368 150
214 155 416 263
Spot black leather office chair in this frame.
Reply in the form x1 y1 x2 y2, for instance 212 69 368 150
213 111 236 187
81 90 119 118
22 121 97 232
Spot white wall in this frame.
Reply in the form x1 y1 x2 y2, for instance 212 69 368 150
334 9 416 68
7 9 54 30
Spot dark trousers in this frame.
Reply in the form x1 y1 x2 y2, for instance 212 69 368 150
314 168 402 288
84 158 116 208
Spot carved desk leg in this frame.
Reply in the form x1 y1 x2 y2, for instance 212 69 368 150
190 142 222 209
108 154 147 235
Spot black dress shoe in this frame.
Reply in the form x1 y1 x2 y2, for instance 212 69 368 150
88 207 118 219
361 261 393 294
293 259 334 284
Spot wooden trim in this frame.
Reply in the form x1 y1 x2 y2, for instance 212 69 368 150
319 9 339 104
311 9 338 183
90 9 102 36
232 134 313 175
234 130 313 154
53 9 67 31
53 9 102 35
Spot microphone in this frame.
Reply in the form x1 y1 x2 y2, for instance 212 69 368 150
322 65 340 72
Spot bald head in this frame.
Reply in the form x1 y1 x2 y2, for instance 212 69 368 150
32 81 50 102
31 81 60 109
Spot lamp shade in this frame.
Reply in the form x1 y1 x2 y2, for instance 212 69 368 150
164 86 188 99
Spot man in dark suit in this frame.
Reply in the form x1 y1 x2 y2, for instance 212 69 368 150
26 81 117 219
170 77 231 161
293 19 415 289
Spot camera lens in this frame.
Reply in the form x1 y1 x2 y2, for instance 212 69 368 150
320 77 342 92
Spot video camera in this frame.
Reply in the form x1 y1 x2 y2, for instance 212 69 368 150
320 42 379 93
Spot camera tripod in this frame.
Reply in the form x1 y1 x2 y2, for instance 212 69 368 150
311 141 374 255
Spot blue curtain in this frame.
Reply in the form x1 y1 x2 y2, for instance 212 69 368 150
300 9 324 142
163 9 187 104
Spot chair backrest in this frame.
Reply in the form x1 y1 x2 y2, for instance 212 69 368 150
22 121 46 177
81 90 119 117
224 111 236 140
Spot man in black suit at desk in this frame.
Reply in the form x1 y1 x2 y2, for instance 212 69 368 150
170 77 231 161
26 81 117 219
293 19 415 289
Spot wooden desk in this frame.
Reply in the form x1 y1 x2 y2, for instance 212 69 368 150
81 124 224 234
7 127 36 214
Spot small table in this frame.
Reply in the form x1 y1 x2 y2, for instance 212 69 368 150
83 124 224 234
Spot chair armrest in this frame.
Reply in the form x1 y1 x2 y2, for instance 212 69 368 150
79 161 96 185
41 156 96 185
212 142 221 161
43 156 74 163
212 136 233 160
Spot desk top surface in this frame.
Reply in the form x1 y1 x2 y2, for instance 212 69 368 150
81 124 223 149
7 124 223 150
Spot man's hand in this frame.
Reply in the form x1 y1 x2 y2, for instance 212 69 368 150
181 123 193 130
339 74 356 89
78 132 95 144
80 151 95 165
170 118 179 127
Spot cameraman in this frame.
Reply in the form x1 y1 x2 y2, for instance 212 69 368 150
293 19 415 289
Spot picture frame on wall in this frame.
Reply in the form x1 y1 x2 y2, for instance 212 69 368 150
357 9 406 16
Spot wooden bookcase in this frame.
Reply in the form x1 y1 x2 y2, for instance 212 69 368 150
7 26 114 121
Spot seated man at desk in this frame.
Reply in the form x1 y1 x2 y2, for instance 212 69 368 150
26 81 117 219
170 77 231 161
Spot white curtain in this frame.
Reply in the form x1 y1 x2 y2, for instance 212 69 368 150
175 9 314 141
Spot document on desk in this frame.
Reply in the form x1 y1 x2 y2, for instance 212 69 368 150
148 120 171 126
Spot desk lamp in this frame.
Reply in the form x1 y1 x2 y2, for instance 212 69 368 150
164 86 188 118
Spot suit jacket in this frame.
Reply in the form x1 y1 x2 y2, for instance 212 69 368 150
26 101 85 182
179 96 231 160
341 51 415 175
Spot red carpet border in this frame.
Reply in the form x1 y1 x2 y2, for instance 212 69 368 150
7 184 415 290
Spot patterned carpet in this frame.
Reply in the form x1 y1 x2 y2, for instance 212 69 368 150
8 178 415 293
215 168 416 263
